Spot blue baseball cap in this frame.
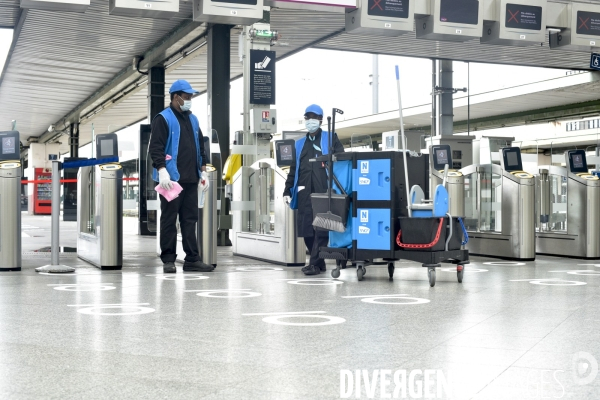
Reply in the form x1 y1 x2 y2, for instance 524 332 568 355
304 104 323 117
169 79 200 95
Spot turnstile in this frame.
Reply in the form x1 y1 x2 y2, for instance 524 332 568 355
460 147 535 261
0 130 22 272
231 158 306 266
155 164 219 267
77 134 123 269
536 150 600 259
429 144 465 217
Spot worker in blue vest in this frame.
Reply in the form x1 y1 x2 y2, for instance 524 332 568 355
149 79 213 274
283 104 345 275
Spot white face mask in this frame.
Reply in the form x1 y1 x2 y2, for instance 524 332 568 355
178 96 192 112
305 119 320 133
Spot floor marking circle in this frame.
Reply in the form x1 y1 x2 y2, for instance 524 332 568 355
510 279 587 286
72 303 155 316
361 296 430 305
235 266 283 271
50 284 116 291
550 270 600 276
262 314 346 326
484 262 526 266
440 268 488 273
147 274 209 280
195 290 261 298
284 278 343 286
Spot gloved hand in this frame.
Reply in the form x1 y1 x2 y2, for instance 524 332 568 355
200 171 210 192
283 195 291 207
158 168 173 191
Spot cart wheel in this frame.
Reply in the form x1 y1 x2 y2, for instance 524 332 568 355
357 266 365 281
428 268 436 287
457 265 464 283
387 263 395 281
331 268 341 279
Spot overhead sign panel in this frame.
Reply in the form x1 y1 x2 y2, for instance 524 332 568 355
481 0 547 46
346 0 413 36
193 0 263 25
416 0 483 42
550 3 600 52
109 0 179 19
20 0 89 12
266 0 355 12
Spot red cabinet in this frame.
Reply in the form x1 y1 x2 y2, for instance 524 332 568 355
33 168 51 215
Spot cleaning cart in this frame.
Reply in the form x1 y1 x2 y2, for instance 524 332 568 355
314 67 470 287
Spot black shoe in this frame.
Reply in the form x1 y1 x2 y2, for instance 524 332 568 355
163 262 176 273
303 265 321 276
301 265 310 272
183 260 214 272
319 264 326 272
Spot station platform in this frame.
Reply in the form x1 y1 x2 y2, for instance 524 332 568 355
1 213 599 399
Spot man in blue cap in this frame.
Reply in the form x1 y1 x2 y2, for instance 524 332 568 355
283 104 345 275
149 79 213 273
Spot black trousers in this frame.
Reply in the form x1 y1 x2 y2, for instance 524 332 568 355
159 182 199 263
304 229 329 268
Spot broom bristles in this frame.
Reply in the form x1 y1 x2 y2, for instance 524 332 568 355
313 212 345 233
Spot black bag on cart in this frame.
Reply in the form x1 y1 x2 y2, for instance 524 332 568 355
397 217 463 252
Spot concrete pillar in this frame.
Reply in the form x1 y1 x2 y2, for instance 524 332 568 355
439 60 454 136
207 24 233 246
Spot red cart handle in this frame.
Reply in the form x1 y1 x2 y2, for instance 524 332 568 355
396 218 444 249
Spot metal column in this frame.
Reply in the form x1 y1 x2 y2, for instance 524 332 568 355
439 60 453 136
139 66 164 236
207 24 232 246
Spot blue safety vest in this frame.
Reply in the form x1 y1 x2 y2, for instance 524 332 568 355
290 132 329 210
152 107 203 182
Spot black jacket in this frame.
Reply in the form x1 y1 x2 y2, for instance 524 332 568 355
149 105 207 184
283 129 345 237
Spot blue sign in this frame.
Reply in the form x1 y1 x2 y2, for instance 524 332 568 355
591 53 600 70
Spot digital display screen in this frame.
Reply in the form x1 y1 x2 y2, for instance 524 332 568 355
213 0 257 5
576 11 600 36
440 0 479 25
100 139 114 157
436 149 449 165
2 137 15 155
573 154 584 169
279 145 293 161
368 0 409 19
506 151 519 167
505 4 543 31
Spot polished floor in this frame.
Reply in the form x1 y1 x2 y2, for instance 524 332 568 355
1 214 599 399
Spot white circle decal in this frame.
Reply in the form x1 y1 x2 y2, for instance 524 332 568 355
235 266 283 271
262 314 346 326
148 274 209 280
51 284 116 292
550 270 600 276
440 268 488 273
285 279 343 286
195 290 261 298
511 279 587 286
484 262 525 266
70 303 155 316
361 296 430 305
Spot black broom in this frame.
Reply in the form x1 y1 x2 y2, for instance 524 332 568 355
312 108 346 233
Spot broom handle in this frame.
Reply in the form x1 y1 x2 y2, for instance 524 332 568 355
396 65 412 218
327 116 333 212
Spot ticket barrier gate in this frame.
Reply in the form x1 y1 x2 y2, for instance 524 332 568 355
536 150 600 259
429 144 464 217
460 147 535 261
231 158 305 266
0 131 21 272
155 165 218 267
77 134 123 270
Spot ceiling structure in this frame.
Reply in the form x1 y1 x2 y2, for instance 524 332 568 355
334 72 600 138
1 0 599 154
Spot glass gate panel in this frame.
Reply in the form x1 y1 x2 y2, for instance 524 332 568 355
480 167 502 233
463 172 478 231
549 174 567 231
